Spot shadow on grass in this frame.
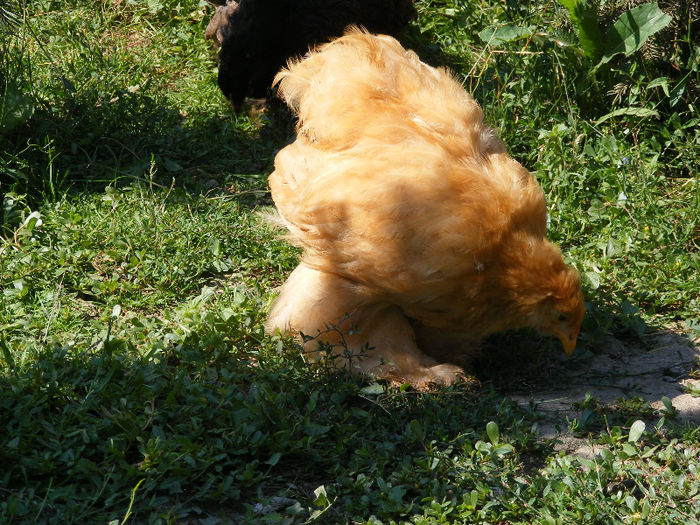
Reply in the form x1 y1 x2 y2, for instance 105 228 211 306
474 291 699 441
0 323 538 523
3 5 696 446
2 80 296 207
2 19 467 213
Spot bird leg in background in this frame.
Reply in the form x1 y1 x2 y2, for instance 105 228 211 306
266 263 466 387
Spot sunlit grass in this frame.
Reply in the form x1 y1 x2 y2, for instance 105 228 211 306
1 0 698 522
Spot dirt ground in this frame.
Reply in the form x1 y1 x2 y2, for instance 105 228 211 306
504 330 700 456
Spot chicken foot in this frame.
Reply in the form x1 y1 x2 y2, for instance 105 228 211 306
266 263 465 387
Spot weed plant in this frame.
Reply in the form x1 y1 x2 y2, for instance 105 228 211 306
0 0 698 523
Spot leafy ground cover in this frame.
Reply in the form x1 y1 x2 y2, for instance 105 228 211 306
1 0 698 523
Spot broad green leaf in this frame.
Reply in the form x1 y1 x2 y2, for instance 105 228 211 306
21 211 42 232
629 420 646 443
266 452 282 466
486 421 499 445
111 304 122 319
585 271 601 289
208 236 220 257
494 444 514 456
557 0 604 60
388 485 407 503
587 198 606 219
621 442 638 457
661 396 676 415
478 24 535 46
598 2 672 66
0 81 35 134
669 82 685 107
360 382 385 395
600 448 614 461
685 382 700 397
647 76 670 97
0 338 15 372
621 300 639 315
162 157 182 173
304 423 331 437
595 106 659 124
313 485 328 507
147 0 163 14
406 419 425 443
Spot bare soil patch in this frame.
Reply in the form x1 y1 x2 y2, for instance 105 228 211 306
505 330 700 455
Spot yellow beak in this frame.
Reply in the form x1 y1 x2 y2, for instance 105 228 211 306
556 327 579 355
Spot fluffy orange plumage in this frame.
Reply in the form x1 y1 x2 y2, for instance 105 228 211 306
266 30 584 387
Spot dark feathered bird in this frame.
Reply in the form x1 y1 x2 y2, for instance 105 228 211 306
216 0 415 111
205 0 238 47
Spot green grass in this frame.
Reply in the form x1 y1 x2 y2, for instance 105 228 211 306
1 0 699 522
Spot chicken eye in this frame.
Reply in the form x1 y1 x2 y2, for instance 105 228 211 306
558 314 567 322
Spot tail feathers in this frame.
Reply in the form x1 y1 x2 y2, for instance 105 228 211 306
274 27 404 147
274 29 492 154
257 207 288 231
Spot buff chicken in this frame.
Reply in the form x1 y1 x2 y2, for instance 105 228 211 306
265 30 585 387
